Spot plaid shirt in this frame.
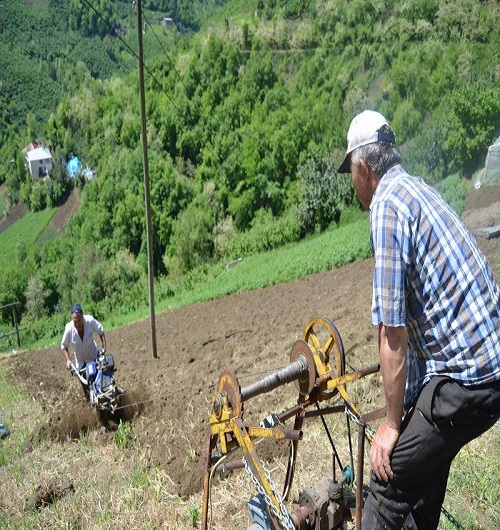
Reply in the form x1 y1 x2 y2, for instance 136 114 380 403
370 164 500 409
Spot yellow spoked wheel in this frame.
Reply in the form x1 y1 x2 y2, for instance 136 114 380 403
303 316 346 396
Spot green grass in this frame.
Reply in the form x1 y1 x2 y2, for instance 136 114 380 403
37 222 59 246
103 214 371 330
169 217 370 304
440 424 500 529
114 420 134 450
0 208 56 269
19 213 371 348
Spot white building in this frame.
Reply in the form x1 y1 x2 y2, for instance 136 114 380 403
26 146 53 178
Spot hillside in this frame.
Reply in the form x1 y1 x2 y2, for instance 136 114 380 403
0 1 499 377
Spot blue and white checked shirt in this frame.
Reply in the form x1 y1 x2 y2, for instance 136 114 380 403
370 164 500 409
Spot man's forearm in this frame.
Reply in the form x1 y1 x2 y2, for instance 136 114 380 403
61 347 71 366
379 324 407 430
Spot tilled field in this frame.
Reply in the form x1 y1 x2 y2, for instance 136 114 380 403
1 186 499 526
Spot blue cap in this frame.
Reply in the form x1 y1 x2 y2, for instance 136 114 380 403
71 303 83 315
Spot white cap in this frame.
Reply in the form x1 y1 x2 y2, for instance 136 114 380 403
338 110 396 173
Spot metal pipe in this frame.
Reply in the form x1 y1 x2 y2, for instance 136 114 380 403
356 422 366 530
304 405 345 418
277 403 305 423
241 356 308 402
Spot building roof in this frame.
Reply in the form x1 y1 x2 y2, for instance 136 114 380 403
26 146 52 162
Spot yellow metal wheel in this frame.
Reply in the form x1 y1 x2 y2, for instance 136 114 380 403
302 316 346 388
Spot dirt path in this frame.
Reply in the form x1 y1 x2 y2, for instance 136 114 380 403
0 200 28 234
49 187 80 233
2 186 499 499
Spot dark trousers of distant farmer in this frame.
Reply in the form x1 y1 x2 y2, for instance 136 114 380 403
362 376 500 530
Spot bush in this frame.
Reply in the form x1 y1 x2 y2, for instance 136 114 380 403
444 85 500 177
434 173 470 216
164 197 215 277
227 207 300 258
25 276 49 320
297 155 355 234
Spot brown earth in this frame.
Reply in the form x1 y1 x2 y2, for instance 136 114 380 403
0 200 28 234
49 187 80 233
2 186 499 501
0 186 79 235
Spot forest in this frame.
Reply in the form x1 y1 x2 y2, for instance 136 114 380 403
0 0 499 346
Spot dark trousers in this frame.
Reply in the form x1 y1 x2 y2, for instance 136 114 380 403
362 376 500 530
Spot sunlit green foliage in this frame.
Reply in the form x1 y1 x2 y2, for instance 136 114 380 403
0 0 498 347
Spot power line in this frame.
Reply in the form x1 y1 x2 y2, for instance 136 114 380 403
81 0 183 117
140 10 186 90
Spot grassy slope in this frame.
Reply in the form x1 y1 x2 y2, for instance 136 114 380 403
64 211 371 337
0 208 56 269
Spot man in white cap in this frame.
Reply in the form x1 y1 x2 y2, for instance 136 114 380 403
339 110 500 529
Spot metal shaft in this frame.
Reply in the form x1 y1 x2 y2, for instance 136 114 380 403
241 356 308 402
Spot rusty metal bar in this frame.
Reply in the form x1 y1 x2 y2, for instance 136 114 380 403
304 405 345 418
356 422 365 530
361 407 386 425
232 418 283 529
216 458 245 473
201 427 217 529
248 426 303 441
241 356 308 402
329 363 380 386
355 407 386 530
277 403 305 423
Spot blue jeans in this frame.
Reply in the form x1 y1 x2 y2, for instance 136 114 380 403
362 376 500 530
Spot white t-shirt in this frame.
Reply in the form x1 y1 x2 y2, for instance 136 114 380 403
61 315 104 369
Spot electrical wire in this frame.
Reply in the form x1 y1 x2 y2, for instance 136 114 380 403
81 0 183 116
208 453 227 529
141 9 186 90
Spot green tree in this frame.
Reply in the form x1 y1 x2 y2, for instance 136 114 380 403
165 195 215 279
25 276 49 320
444 85 500 176
298 155 355 234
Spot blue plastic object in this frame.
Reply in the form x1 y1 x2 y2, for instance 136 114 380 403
342 465 354 485
248 493 272 529
0 422 10 439
86 361 97 381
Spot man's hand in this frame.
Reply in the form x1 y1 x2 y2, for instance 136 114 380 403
66 358 72 371
373 324 407 483
370 420 400 482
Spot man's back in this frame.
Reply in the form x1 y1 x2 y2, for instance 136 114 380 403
370 164 500 406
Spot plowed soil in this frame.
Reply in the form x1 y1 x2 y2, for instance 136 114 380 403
2 186 499 500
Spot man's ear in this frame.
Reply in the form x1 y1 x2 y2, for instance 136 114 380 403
358 159 371 180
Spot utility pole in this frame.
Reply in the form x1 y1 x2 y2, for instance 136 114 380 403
136 0 158 359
